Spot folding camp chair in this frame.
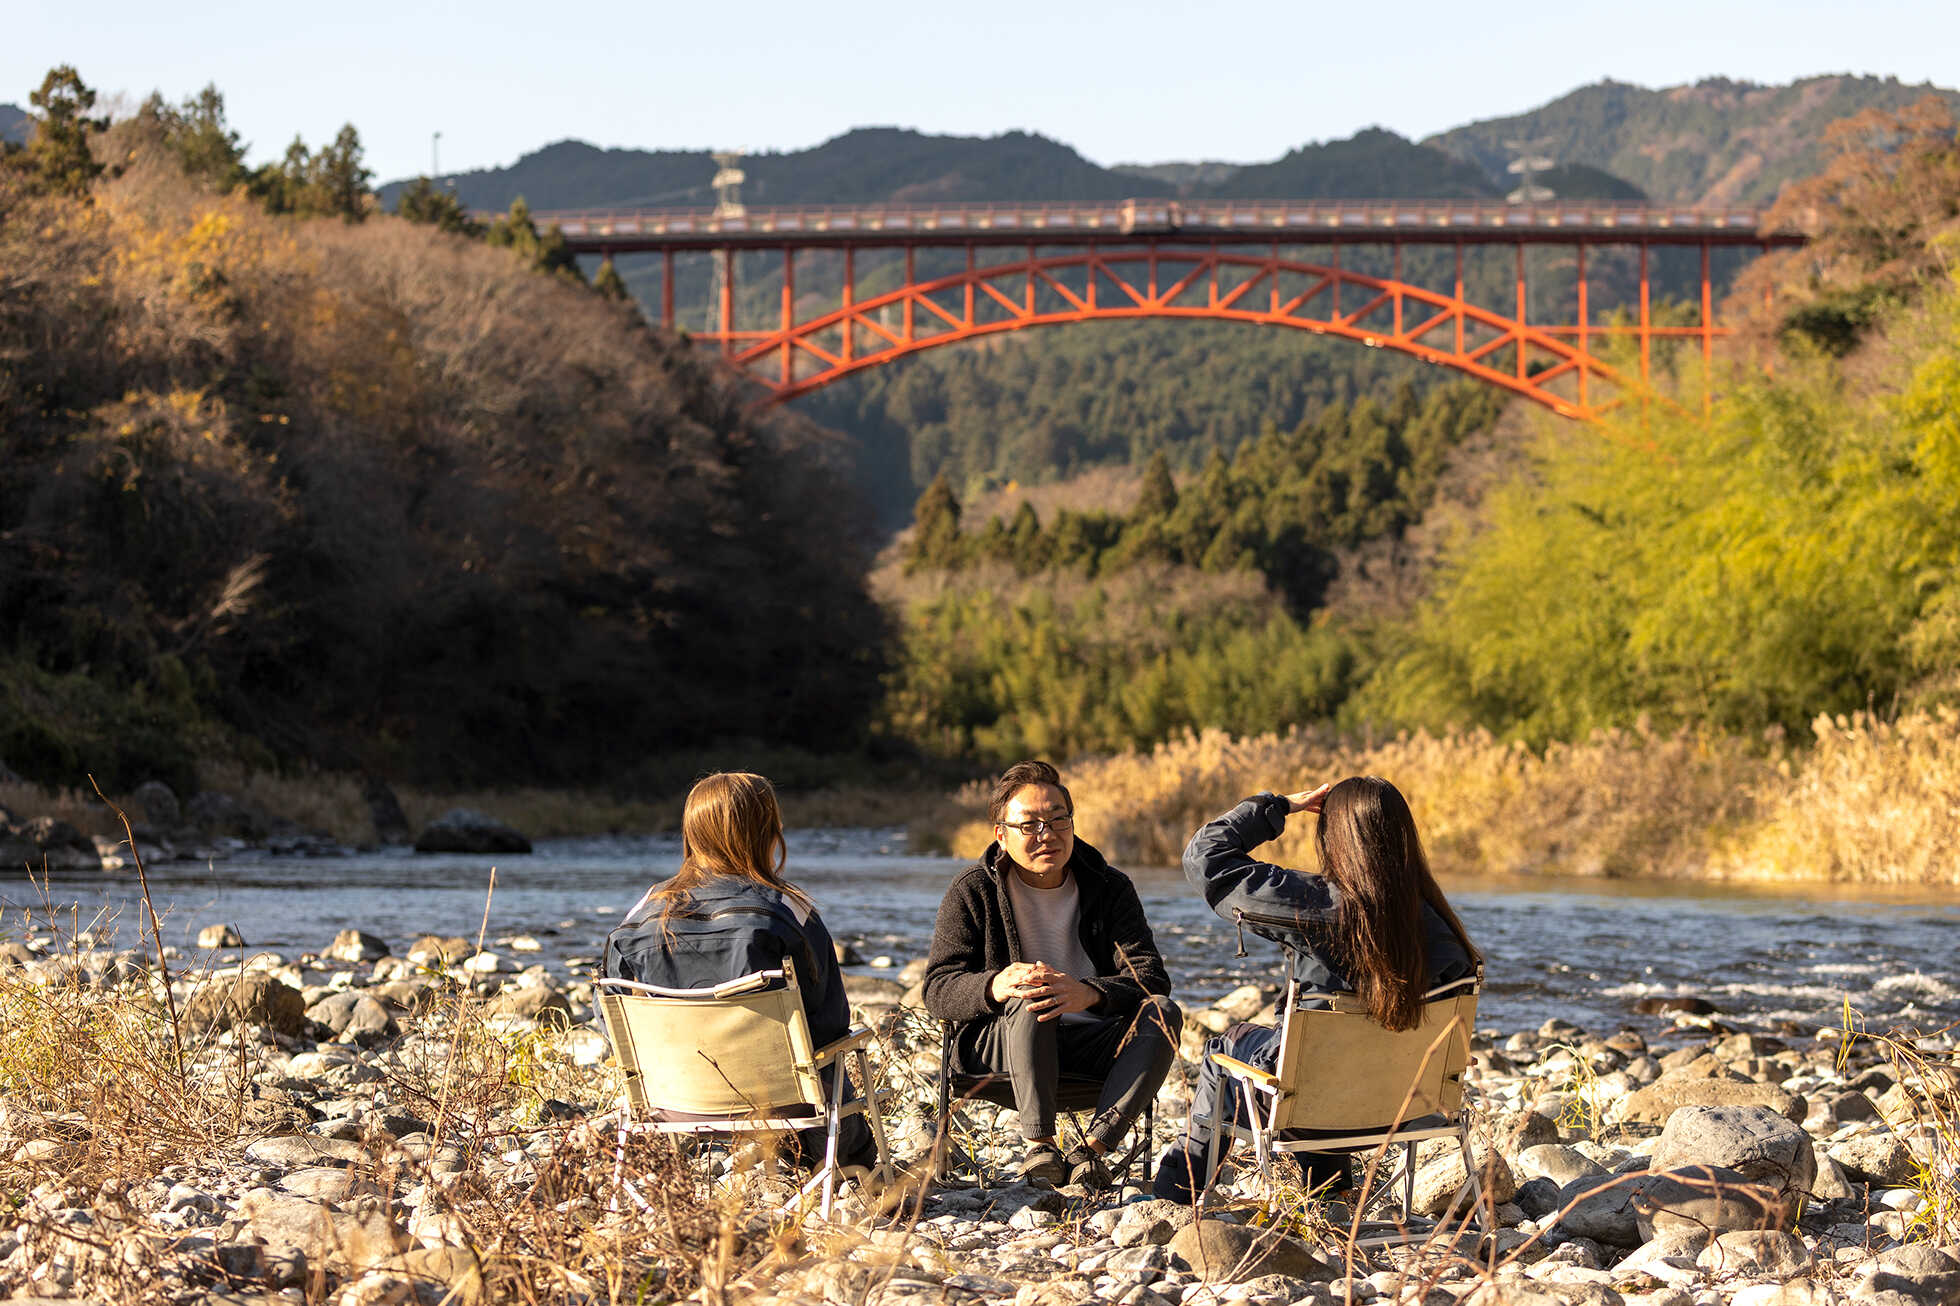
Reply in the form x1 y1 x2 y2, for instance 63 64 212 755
933 1020 1156 1184
597 959 893 1219
1198 972 1484 1247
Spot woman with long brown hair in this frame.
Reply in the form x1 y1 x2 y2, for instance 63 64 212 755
603 772 874 1170
1154 776 1481 1203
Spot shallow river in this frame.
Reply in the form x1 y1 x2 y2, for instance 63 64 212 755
5 828 1956 1037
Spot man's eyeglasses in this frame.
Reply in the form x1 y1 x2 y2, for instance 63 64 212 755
999 815 1074 839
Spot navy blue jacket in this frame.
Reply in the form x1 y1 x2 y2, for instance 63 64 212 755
602 874 851 1057
1184 793 1475 1000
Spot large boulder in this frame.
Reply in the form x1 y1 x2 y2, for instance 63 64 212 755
131 780 182 828
1827 1130 1919 1185
362 776 411 845
1696 1230 1811 1281
1410 1140 1516 1215
1649 1105 1815 1198
413 809 532 855
236 1187 405 1275
15 816 103 870
1631 1165 1796 1242
185 790 271 840
1167 1219 1335 1285
184 974 307 1036
1614 1077 1806 1128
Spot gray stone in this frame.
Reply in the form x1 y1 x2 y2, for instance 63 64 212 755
1554 1173 1646 1247
245 1135 371 1166
1725 1281 1845 1306
1649 1104 1815 1197
184 973 306 1035
1411 1140 1516 1215
406 935 473 966
1631 1164 1796 1241
1617 1078 1806 1128
1518 1144 1608 1187
362 777 411 844
1853 1244 1960 1304
1167 1219 1334 1285
412 809 531 855
1810 1155 1859 1201
1515 1175 1563 1219
131 780 181 828
237 1187 405 1273
328 929 391 963
1113 1198 1193 1247
185 790 270 840
198 923 245 948
482 986 570 1025
1696 1229 1811 1280
1828 1131 1918 1185
1107 1245 1170 1274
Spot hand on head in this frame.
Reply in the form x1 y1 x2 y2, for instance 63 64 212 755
1284 782 1334 815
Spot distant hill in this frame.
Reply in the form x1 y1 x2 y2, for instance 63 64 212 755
387 127 1176 212
1426 75 1960 206
1204 127 1499 200
1113 160 1243 193
0 103 30 146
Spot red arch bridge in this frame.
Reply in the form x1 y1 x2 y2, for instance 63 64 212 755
545 198 1804 420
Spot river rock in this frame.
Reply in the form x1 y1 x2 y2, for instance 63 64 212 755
1615 1077 1806 1128
198 923 245 948
1113 1198 1195 1247
131 780 181 828
1166 1218 1335 1284
184 973 306 1035
1696 1229 1811 1280
406 935 472 966
1554 1174 1647 1247
1411 1140 1516 1215
1827 1130 1918 1185
1852 1244 1960 1302
483 985 571 1024
1518 1143 1608 1187
245 1135 372 1166
363 776 411 844
237 1187 405 1272
16 816 102 869
1649 1104 1815 1197
307 992 399 1041
1631 1164 1796 1241
329 929 391 963
186 790 270 839
412 809 531 855
1213 984 1267 1022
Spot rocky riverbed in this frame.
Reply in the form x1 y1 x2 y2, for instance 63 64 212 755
1 927 1955 1306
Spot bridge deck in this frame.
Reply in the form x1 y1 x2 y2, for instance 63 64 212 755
540 198 1803 253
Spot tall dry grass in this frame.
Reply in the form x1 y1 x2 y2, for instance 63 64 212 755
929 711 1960 885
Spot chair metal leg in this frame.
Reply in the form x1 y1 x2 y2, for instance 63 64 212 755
820 1063 846 1219
1402 1141 1416 1218
856 1047 894 1186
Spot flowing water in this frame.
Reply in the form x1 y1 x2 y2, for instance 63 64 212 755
5 828 1956 1037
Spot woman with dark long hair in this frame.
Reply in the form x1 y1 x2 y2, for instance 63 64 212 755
1154 776 1480 1203
604 772 875 1170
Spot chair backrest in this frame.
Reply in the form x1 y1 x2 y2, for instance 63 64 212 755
1265 974 1479 1133
598 959 824 1118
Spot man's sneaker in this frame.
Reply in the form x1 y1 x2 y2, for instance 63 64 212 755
1064 1143 1114 1189
1015 1142 1067 1186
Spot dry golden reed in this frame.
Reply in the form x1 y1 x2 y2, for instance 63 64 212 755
936 711 1960 885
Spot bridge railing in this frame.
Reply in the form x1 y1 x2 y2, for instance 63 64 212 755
529 198 1782 240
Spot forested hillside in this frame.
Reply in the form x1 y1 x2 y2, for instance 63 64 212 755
1426 74 1960 205
0 74 886 794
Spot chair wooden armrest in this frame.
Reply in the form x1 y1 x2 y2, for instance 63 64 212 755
1209 1053 1280 1088
808 1024 875 1065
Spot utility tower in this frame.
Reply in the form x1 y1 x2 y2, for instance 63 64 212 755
1504 138 1555 206
706 151 747 336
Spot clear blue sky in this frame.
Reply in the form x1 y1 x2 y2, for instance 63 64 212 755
8 0 1957 184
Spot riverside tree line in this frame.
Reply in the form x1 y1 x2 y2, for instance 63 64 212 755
3 68 1958 834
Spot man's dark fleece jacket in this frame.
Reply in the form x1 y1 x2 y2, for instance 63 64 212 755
923 839 1171 1025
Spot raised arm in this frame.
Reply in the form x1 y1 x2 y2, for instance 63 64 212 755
1182 792 1339 931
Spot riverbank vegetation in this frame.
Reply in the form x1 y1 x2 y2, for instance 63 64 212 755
1 70 886 798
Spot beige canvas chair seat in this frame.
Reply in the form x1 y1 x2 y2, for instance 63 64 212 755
1198 970 1485 1249
598 958 892 1219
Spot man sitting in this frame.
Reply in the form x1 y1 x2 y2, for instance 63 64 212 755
924 760 1181 1186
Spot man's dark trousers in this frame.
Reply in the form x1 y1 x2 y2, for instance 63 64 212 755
955 994 1181 1148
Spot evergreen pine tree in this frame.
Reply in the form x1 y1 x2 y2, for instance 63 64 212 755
907 474 963 571
593 257 629 301
25 66 106 199
1133 450 1179 518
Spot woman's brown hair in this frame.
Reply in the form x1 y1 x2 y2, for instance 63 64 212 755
644 772 811 924
1315 775 1480 1031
